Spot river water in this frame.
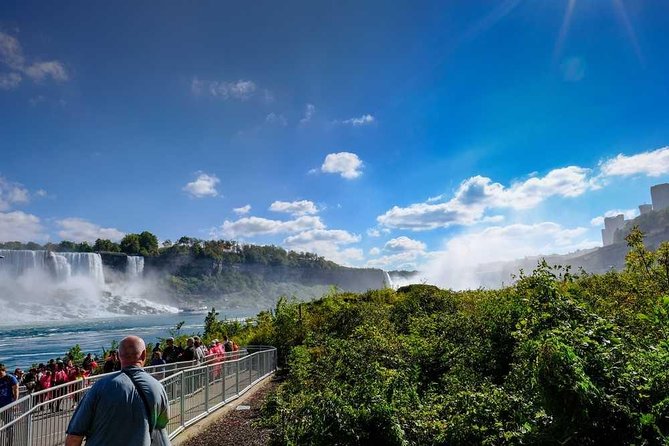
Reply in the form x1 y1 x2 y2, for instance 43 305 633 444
0 309 254 371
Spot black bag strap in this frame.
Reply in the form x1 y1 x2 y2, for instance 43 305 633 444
122 369 155 434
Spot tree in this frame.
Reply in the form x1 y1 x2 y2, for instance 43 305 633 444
76 241 94 252
93 238 121 252
138 231 159 256
120 234 141 255
57 240 77 252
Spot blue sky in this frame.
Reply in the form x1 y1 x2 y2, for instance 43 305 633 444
2 0 669 274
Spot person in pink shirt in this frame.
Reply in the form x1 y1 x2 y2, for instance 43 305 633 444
52 362 69 411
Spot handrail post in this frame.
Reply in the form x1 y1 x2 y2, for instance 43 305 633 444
235 358 240 396
204 365 209 413
26 393 33 445
179 371 185 428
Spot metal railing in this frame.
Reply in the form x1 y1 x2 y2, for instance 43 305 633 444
0 347 276 445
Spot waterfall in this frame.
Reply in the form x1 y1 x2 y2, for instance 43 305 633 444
0 249 106 285
61 252 106 286
0 249 49 276
383 270 393 288
49 252 72 281
126 256 145 279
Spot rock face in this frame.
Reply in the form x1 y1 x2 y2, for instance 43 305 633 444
144 255 388 292
476 215 669 288
99 252 128 273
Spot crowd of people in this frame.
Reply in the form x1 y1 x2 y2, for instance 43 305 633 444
0 334 243 445
0 335 240 409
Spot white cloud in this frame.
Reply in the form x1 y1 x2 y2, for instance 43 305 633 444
269 200 318 216
284 229 360 246
321 152 364 179
600 146 669 177
191 78 258 100
211 215 325 239
367 228 381 237
0 211 46 242
24 61 68 82
590 208 638 227
378 166 595 230
283 228 363 266
265 112 287 126
183 173 220 198
58 224 120 247
422 222 599 289
0 176 30 211
365 236 427 269
233 204 251 215
0 32 68 88
342 114 375 127
56 218 125 243
0 72 21 89
299 103 316 125
366 251 421 269
383 236 426 253
0 32 25 70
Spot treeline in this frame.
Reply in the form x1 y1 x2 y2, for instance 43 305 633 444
0 231 159 256
0 233 337 268
203 227 669 445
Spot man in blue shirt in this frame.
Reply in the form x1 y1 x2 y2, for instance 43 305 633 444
65 336 171 446
0 363 19 446
0 364 19 409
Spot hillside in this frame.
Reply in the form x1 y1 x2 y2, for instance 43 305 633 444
475 208 669 288
202 233 669 445
0 238 391 311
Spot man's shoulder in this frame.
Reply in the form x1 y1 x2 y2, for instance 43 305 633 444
91 371 125 389
2 374 18 385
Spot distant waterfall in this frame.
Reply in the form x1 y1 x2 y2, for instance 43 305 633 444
0 249 49 276
61 252 106 286
383 271 393 288
126 256 145 279
49 252 72 281
0 249 106 285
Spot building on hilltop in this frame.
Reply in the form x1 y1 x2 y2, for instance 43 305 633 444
651 183 669 211
639 204 653 215
602 214 625 246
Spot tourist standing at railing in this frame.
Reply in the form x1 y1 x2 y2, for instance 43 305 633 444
180 338 196 362
193 337 205 364
65 335 171 446
21 368 37 393
162 338 182 364
0 364 19 446
0 365 19 409
51 361 69 412
103 350 121 373
82 353 93 371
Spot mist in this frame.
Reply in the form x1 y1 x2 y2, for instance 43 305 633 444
0 250 178 325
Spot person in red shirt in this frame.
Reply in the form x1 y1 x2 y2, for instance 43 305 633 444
52 362 69 411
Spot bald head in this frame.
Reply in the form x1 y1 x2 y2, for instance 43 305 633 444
118 336 147 367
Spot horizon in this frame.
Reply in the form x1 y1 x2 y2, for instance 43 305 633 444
2 0 669 280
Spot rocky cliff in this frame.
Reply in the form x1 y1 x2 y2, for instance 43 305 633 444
475 210 669 288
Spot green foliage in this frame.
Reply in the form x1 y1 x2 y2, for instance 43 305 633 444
93 238 121 252
246 243 669 445
120 234 141 255
67 344 85 363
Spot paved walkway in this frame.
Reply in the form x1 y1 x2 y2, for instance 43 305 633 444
2 359 267 446
175 375 278 446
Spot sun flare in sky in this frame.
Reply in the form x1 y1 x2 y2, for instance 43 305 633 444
1 0 668 278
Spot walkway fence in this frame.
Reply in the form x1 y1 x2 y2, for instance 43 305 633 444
0 346 277 445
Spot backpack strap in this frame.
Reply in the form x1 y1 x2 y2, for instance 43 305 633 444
122 370 155 434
